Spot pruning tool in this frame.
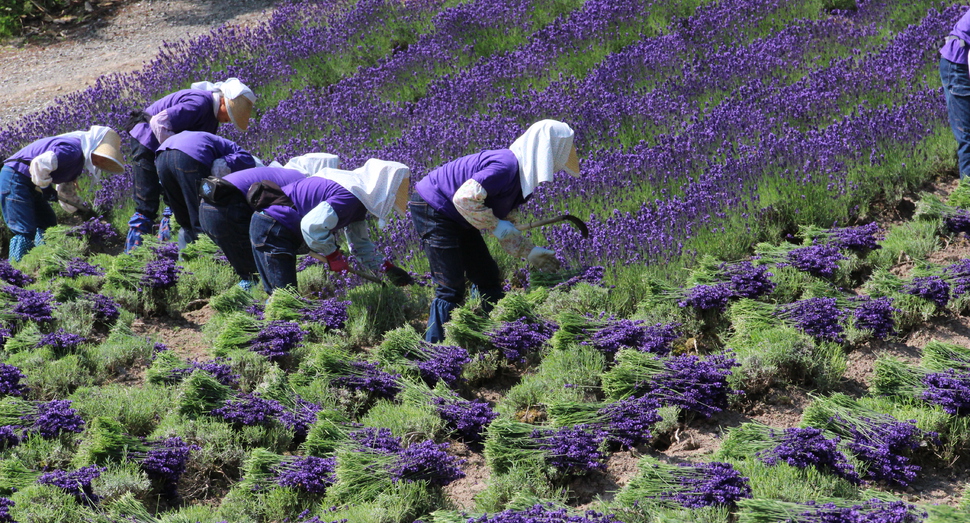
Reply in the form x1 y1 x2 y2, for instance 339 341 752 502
307 251 385 285
515 214 589 238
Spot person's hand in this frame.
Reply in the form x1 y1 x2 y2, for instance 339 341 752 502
527 246 560 272
56 182 81 214
325 249 350 272
381 260 413 286
492 219 520 240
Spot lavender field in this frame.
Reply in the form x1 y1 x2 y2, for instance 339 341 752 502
2 0 970 521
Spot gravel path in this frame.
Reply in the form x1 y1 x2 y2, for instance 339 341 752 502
0 0 281 128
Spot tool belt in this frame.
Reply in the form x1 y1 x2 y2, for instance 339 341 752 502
247 180 296 211
199 176 244 207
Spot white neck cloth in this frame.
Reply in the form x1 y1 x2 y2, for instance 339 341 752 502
508 119 577 198
56 125 110 176
285 153 340 175
191 78 256 103
315 159 410 228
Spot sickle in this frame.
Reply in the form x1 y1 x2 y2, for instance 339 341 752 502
515 214 589 238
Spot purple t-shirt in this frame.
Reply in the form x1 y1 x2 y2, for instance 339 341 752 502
942 10 970 65
414 149 526 229
156 131 255 171
4 136 84 184
263 176 367 236
130 89 219 151
224 167 306 195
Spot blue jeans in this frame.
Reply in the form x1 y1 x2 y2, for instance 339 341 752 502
200 198 258 280
131 138 162 221
409 194 504 342
941 56 970 179
0 165 57 235
157 150 209 247
250 211 301 294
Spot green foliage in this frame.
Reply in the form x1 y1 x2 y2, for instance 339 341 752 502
498 344 605 417
732 458 859 501
346 284 412 346
360 398 445 444
869 220 940 270
176 369 234 418
536 282 611 318
69 384 174 437
20 353 94 400
472 465 565 513
91 462 151 504
72 416 143 467
9 483 102 523
210 285 258 314
947 178 970 209
88 328 156 380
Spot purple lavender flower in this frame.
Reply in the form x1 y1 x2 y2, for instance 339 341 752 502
297 254 324 272
37 329 86 353
141 258 182 289
794 499 926 523
779 244 846 278
0 426 20 450
531 425 607 472
922 369 970 415
778 297 847 343
86 293 120 324
487 318 555 361
275 456 336 493
27 400 85 438
331 361 401 399
720 261 775 298
67 218 120 245
644 353 740 417
822 223 883 253
152 243 180 261
140 437 200 498
433 396 498 443
552 266 606 290
278 397 322 440
588 320 680 357
245 302 265 319
301 298 350 330
0 497 13 523
37 465 103 504
417 344 469 386
756 427 860 484
210 394 285 427
655 462 752 508
0 260 34 287
466 504 625 523
59 258 105 278
4 286 54 323
349 427 402 454
945 211 970 236
0 363 26 397
678 283 734 311
852 296 898 340
837 415 927 486
903 275 950 308
598 395 662 448
249 320 307 360
191 358 239 387
389 440 465 486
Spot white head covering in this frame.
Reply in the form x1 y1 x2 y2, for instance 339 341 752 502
316 159 411 228
56 125 112 175
190 78 256 103
285 153 340 175
508 119 578 198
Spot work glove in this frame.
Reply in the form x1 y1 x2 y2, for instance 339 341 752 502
492 219 519 240
493 219 535 259
528 246 560 273
381 260 413 287
56 181 81 214
158 207 173 241
325 249 350 273
211 158 231 178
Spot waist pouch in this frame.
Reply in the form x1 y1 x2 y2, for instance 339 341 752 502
247 180 296 211
200 176 245 207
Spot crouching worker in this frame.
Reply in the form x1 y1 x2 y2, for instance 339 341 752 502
199 153 340 291
410 119 580 343
155 131 257 249
1 126 125 261
248 159 413 294
125 78 255 252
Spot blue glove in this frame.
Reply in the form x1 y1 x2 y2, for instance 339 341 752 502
492 219 520 240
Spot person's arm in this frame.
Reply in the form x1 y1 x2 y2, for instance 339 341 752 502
301 201 339 255
56 180 81 213
28 151 58 188
344 220 382 272
149 111 176 145
453 177 535 259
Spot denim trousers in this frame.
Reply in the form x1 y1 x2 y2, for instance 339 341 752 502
941 56 970 179
131 138 163 221
409 194 504 343
200 197 258 280
250 211 301 294
0 165 57 237
156 149 210 248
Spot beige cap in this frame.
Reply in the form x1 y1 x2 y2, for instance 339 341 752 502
226 96 254 131
393 179 410 215
92 129 125 174
564 145 579 177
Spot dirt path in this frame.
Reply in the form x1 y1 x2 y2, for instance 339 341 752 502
0 0 281 128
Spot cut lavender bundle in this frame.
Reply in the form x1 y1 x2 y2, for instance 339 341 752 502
777 297 847 343
36 329 86 355
778 244 846 278
265 286 350 330
0 364 26 397
549 395 662 449
850 296 898 340
466 503 625 523
136 436 200 498
803 394 936 486
278 396 323 441
140 257 183 289
58 258 105 278
274 455 336 494
752 426 860 484
348 427 403 454
376 325 469 386
902 275 950 309
486 317 556 362
210 393 285 427
18 399 85 438
737 498 926 523
85 293 120 325
248 320 307 360
0 497 12 523
432 394 498 443
807 222 883 254
0 260 34 287
67 218 120 247
388 440 465 485
330 360 401 400
1 286 54 324
921 369 970 415
678 283 735 312
617 457 751 509
37 465 104 505
484 418 606 475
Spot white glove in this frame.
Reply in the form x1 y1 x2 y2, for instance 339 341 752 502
528 246 560 273
492 219 520 240
29 151 57 188
57 181 80 214
211 158 231 177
